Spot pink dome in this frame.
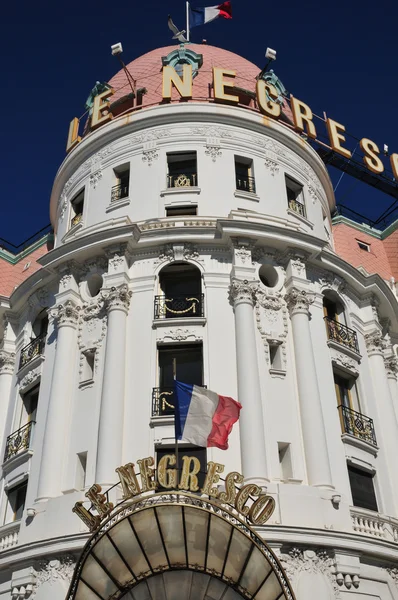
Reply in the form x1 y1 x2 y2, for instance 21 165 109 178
108 44 262 110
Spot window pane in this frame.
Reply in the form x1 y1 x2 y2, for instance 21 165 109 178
10 482 28 521
348 466 378 511
159 345 203 387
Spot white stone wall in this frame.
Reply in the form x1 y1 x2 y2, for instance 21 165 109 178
0 101 398 599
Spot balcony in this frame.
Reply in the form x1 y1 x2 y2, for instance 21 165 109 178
19 333 46 369
0 521 20 551
288 198 306 218
111 182 129 203
338 405 377 447
4 422 35 462
324 317 359 353
71 213 82 227
236 174 256 194
154 294 204 320
167 172 197 188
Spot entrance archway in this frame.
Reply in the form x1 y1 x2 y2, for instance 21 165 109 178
67 493 295 600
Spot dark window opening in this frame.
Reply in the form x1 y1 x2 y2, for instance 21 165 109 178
357 240 370 252
156 446 207 491
112 164 130 202
235 157 255 193
323 297 339 321
285 175 305 217
167 152 197 188
166 206 197 217
334 373 352 410
71 190 84 226
348 465 378 512
7 482 28 522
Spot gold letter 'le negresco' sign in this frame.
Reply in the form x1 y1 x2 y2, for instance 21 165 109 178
72 455 275 532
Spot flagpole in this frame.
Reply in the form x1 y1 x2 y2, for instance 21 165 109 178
173 359 179 489
186 1 190 42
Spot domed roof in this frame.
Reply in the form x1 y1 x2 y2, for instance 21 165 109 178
108 43 261 108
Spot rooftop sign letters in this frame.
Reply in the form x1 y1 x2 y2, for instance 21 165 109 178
72 454 275 532
66 64 398 181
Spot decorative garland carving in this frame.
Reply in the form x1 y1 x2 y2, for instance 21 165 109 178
89 170 102 188
190 126 232 138
280 548 340 598
205 144 222 162
264 156 279 175
142 148 159 165
59 178 73 221
19 365 42 390
32 555 75 598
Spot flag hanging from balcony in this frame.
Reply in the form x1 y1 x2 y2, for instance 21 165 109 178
174 380 241 450
188 1 232 29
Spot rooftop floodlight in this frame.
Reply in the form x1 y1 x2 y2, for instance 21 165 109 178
265 47 277 61
384 144 389 155
111 42 123 56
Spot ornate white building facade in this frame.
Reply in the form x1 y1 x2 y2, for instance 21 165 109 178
1 43 398 600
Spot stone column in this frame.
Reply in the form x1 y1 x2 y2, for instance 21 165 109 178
384 355 398 424
285 287 333 488
230 278 268 484
96 284 132 486
0 351 16 453
366 331 398 513
36 301 80 501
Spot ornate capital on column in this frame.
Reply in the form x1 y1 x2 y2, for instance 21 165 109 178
365 330 384 355
285 288 314 315
0 350 16 375
384 356 398 379
104 284 132 313
53 300 81 328
229 278 258 306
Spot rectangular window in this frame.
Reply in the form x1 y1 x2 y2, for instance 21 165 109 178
76 452 87 490
278 442 293 480
112 163 130 202
167 152 197 187
70 189 84 227
166 205 197 217
156 446 207 491
4 481 28 524
269 343 283 370
285 175 305 217
348 465 378 511
334 373 353 410
16 385 39 430
357 240 370 252
235 156 255 193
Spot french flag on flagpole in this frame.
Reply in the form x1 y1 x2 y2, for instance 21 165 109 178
189 1 232 29
174 381 241 450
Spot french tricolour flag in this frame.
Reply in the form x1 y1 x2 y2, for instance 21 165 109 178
174 381 241 450
189 1 232 29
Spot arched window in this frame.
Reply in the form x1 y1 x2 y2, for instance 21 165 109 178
155 263 203 319
32 308 49 339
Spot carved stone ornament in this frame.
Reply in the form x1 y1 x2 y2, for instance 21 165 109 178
365 330 384 355
0 350 16 375
280 548 340 599
205 144 222 162
229 279 258 305
59 178 73 221
384 356 398 378
129 129 171 145
156 244 175 264
183 243 201 261
28 288 48 310
32 555 75 598
264 156 279 175
387 567 398 587
284 288 314 314
89 170 102 189
104 284 132 313
142 148 159 165
190 126 232 138
53 301 81 328
20 365 42 390
256 290 283 311
332 352 359 376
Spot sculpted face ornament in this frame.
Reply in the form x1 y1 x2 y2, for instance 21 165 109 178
72 455 275 532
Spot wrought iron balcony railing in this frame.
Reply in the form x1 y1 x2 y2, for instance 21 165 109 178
236 174 256 194
338 405 377 446
167 172 197 188
111 182 129 202
288 198 306 218
152 386 206 417
4 422 35 462
154 294 204 319
324 317 359 353
71 213 82 227
19 333 46 369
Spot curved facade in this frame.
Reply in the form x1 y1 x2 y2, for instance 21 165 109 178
1 43 398 600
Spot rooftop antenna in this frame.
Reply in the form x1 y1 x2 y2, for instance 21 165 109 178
111 42 136 94
257 47 277 80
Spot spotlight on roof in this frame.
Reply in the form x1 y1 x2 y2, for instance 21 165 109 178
384 144 389 156
265 47 277 61
111 42 123 56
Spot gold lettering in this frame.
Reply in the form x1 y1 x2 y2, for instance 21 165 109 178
157 454 177 489
162 65 192 100
72 501 101 531
360 138 384 174
201 462 224 497
290 97 317 139
248 495 275 525
137 456 157 492
326 119 351 159
390 153 398 179
213 68 239 104
179 455 201 491
256 80 281 118
218 471 244 504
91 89 114 130
116 463 142 499
85 484 114 517
235 484 261 516
66 117 81 153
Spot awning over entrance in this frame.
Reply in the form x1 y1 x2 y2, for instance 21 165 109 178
67 493 294 600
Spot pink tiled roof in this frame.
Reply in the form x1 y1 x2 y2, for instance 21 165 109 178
0 243 50 298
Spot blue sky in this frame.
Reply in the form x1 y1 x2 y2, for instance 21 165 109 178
1 0 396 243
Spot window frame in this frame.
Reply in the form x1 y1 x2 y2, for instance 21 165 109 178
4 481 28 524
347 464 378 512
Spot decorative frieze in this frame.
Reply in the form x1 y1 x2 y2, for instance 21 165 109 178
0 350 16 375
205 143 222 162
190 126 231 138
280 548 340 598
264 156 279 175
59 178 73 221
142 148 159 165
285 288 314 315
89 170 102 188
32 556 75 598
